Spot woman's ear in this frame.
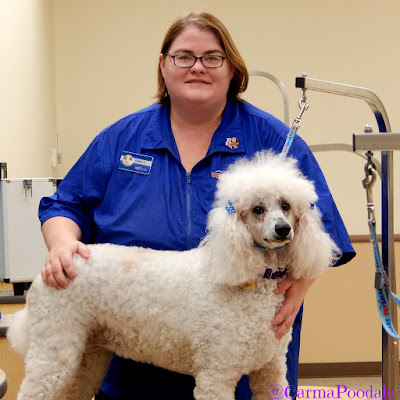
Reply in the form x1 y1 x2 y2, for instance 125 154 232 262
229 62 235 80
159 53 166 76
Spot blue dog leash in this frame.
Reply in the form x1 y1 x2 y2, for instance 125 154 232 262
370 219 400 339
363 153 400 339
281 94 309 159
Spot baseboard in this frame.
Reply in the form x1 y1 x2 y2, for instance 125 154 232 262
350 234 400 243
299 362 381 378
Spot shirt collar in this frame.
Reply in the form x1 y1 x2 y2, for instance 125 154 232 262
141 104 176 152
141 100 246 157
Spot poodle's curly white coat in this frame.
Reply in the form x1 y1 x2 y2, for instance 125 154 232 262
8 151 340 400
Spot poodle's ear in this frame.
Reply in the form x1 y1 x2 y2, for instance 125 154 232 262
288 205 341 280
202 206 265 286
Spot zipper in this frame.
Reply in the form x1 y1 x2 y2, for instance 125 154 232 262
186 172 192 249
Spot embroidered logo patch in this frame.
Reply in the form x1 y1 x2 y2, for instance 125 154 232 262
118 151 153 175
225 137 239 150
211 170 223 179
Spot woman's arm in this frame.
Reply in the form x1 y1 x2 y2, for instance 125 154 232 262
41 216 91 289
271 277 316 339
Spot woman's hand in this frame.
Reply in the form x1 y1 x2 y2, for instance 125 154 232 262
40 217 91 290
271 277 316 339
41 240 91 289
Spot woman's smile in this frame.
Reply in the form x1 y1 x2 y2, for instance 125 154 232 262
185 79 210 85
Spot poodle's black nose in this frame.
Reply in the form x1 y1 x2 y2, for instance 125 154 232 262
275 224 291 238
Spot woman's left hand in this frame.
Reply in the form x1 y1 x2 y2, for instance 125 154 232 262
271 277 316 339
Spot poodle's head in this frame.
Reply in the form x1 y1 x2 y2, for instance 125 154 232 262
204 151 340 286
215 150 318 248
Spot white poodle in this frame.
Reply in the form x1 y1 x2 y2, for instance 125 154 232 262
8 151 339 400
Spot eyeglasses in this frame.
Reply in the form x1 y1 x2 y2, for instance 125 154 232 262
164 52 227 68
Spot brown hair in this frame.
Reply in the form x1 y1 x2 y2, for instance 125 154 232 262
155 12 248 105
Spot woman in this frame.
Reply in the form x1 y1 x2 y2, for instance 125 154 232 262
39 11 355 400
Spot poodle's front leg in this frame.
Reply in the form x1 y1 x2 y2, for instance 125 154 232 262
249 358 289 400
193 370 238 400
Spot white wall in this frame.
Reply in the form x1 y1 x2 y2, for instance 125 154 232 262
0 0 56 178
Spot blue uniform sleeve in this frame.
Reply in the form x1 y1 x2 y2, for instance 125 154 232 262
39 135 112 244
290 136 355 266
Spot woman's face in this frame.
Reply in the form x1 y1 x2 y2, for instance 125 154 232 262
159 27 235 110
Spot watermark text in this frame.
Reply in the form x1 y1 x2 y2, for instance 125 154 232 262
268 384 395 399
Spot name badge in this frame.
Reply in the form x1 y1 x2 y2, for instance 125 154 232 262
118 151 153 175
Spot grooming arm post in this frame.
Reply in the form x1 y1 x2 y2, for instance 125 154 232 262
296 75 399 397
353 133 400 152
295 76 391 132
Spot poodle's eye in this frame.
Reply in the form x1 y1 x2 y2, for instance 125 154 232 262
252 206 265 215
282 202 291 211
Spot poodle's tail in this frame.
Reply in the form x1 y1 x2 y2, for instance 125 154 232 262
7 307 29 357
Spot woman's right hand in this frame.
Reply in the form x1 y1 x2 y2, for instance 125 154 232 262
41 240 91 289
40 217 91 290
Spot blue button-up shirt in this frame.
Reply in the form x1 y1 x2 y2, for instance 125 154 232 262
39 99 355 398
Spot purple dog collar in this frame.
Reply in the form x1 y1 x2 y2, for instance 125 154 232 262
240 268 287 290
264 268 287 280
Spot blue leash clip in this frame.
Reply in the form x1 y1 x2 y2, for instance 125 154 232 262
281 125 298 158
281 95 308 159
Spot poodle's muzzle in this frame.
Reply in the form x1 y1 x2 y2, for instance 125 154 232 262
241 203 296 250
263 215 294 248
273 219 293 241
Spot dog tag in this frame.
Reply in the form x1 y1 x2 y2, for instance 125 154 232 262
241 281 256 290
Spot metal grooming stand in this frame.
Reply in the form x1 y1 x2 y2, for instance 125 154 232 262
296 75 399 397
